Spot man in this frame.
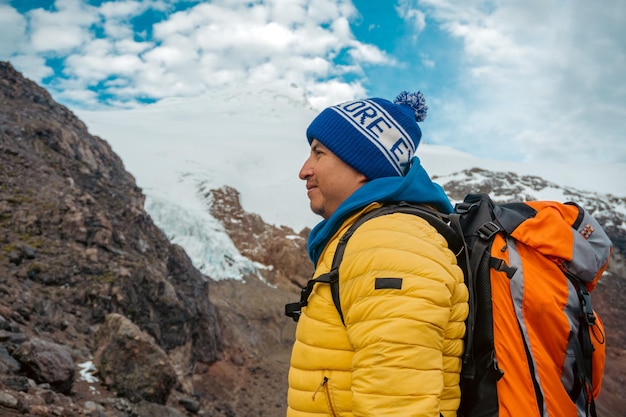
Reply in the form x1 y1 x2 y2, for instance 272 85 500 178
287 91 469 417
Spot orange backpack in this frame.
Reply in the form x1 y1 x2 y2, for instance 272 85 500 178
285 193 610 417
456 194 609 417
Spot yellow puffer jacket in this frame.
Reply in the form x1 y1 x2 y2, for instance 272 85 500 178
287 204 469 417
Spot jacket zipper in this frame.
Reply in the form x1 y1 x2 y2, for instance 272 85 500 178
312 376 337 416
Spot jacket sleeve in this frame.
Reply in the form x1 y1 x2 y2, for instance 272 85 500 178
339 213 468 417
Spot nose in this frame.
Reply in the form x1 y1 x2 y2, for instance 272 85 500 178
299 155 313 180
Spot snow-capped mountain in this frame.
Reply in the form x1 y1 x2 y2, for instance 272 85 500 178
76 84 626 282
436 168 626 244
136 164 626 282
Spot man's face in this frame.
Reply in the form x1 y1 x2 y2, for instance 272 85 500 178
299 139 367 219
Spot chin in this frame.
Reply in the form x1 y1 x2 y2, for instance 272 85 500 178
310 205 326 219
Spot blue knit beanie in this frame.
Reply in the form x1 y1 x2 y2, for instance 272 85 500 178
306 91 428 179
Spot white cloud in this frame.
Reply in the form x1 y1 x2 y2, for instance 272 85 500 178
305 0 357 23
99 0 145 18
31 25 89 53
348 42 393 64
396 1 427 35
413 0 626 163
7 55 54 82
306 79 367 110
420 53 434 69
27 0 98 53
267 0 308 25
0 5 27 56
116 38 153 55
57 87 100 106
7 0 382 108
143 41 198 68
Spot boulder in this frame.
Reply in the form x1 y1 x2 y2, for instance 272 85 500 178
93 313 177 404
13 338 75 394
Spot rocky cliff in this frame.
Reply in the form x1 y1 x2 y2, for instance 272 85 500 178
0 61 225 416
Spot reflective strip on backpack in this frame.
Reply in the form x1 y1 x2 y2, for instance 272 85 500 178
506 238 548 417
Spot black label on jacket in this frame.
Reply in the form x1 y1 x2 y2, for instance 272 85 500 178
375 277 403 290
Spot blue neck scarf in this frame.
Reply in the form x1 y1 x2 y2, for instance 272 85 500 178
307 156 453 265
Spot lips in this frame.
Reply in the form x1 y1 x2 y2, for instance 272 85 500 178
306 183 317 197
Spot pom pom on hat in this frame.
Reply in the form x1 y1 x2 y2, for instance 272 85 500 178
394 90 428 122
306 90 428 179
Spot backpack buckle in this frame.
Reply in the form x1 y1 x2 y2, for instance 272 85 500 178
284 278 318 322
578 285 597 326
455 202 475 214
285 302 303 322
478 221 501 240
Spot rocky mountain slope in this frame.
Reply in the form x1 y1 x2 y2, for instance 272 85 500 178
1 60 624 416
0 61 224 416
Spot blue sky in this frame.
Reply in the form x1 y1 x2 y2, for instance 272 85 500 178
1 0 625 166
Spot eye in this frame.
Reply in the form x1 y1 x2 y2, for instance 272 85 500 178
312 145 324 157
